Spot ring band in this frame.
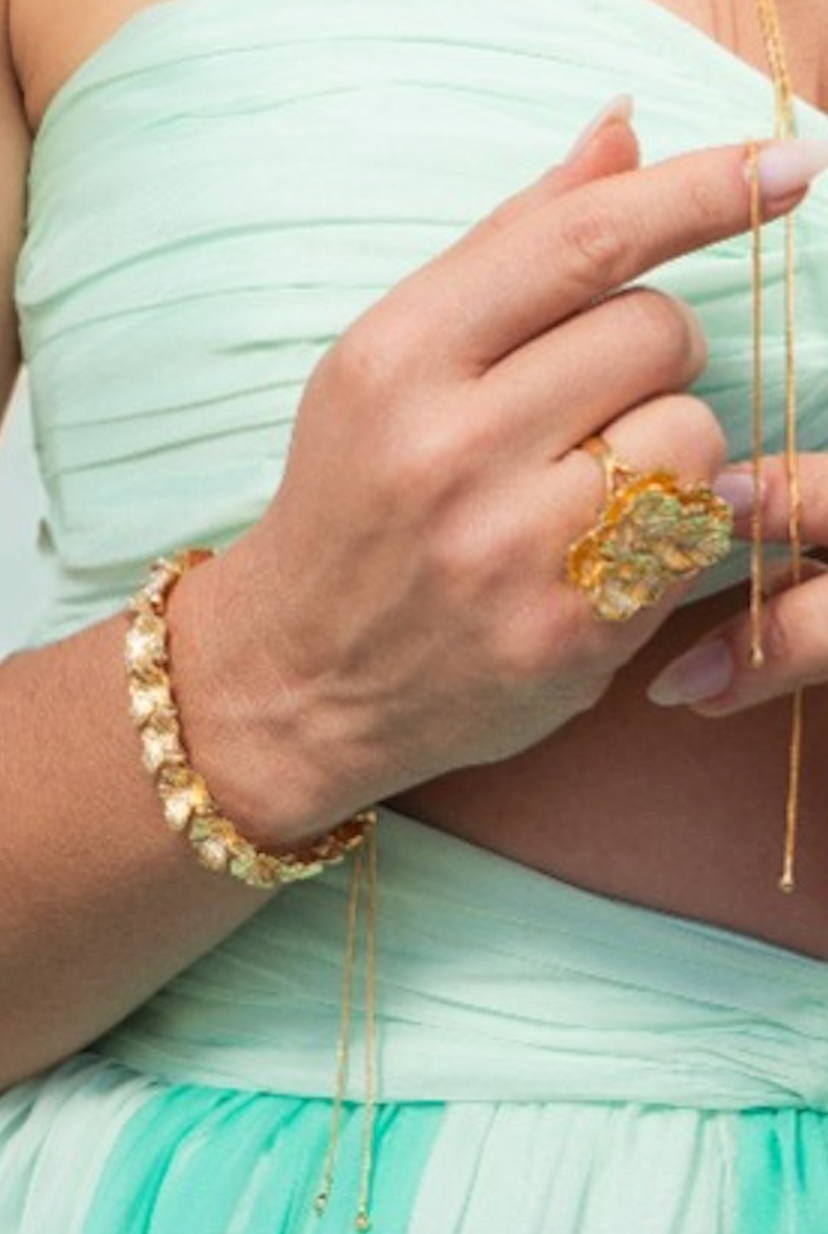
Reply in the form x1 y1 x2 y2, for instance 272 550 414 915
566 436 734 621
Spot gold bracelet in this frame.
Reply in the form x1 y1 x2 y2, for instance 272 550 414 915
125 549 376 889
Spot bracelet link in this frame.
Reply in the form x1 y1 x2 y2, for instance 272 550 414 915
125 550 376 890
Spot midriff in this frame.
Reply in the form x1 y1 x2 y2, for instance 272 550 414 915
394 587 828 959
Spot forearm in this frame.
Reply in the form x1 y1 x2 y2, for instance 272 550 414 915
0 595 277 1090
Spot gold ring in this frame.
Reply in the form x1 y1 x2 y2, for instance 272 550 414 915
565 436 734 621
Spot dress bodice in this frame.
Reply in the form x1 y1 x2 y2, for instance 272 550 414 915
16 0 828 642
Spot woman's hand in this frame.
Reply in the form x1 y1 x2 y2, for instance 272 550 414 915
172 119 828 841
649 454 828 713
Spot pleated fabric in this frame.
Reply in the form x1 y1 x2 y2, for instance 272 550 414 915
5 815 828 1231
15 0 828 644
5 2 828 1231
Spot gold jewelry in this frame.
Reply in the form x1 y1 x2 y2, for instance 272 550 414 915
126 549 381 1226
751 0 806 892
314 819 379 1231
125 549 376 889
566 437 734 621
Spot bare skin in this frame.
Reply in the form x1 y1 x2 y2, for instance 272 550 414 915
398 0 828 950
1 0 828 1093
657 0 828 109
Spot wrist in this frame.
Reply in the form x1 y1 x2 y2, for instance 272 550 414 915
163 536 370 847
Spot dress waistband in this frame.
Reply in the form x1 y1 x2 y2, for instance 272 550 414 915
98 810 828 1110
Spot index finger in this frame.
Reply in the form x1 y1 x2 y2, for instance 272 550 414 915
405 137 828 370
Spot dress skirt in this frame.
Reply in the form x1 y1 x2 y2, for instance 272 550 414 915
2 811 828 1233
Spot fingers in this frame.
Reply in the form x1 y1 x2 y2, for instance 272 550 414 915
480 288 707 456
553 390 727 538
724 454 828 545
452 96 638 259
395 136 828 371
648 567 828 714
485 391 730 676
649 450 828 716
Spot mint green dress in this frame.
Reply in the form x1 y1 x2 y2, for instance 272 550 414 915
3 2 828 1231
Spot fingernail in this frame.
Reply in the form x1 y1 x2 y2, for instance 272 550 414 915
565 94 634 164
753 137 828 202
648 639 734 707
712 470 756 519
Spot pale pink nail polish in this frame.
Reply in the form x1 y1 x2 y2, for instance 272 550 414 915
648 640 734 707
754 137 828 202
712 471 756 519
564 95 634 164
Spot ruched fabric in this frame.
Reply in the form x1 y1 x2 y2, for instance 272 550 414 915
4 2 828 1231
4 815 828 1231
15 0 828 643
94 812 828 1111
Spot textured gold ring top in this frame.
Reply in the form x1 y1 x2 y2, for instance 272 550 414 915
566 436 734 621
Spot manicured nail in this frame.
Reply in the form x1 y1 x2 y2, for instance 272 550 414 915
753 137 828 202
648 640 734 707
565 95 634 164
712 471 756 519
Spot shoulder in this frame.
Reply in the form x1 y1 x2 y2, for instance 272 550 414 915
9 0 63 129
9 0 156 130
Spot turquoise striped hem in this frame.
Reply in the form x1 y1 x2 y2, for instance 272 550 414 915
735 1109 828 1233
81 1085 444 1234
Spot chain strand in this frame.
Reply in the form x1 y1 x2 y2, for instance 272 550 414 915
751 0 806 892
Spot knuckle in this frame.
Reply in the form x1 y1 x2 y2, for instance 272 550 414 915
431 499 513 586
394 437 451 501
328 315 408 400
392 415 473 505
489 598 587 685
666 393 728 472
685 174 729 232
480 192 525 238
558 201 627 290
493 623 613 715
489 611 554 683
621 289 707 378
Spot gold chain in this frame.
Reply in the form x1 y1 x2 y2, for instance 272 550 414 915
751 0 805 892
310 6 807 1224
314 819 379 1230
748 140 766 666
